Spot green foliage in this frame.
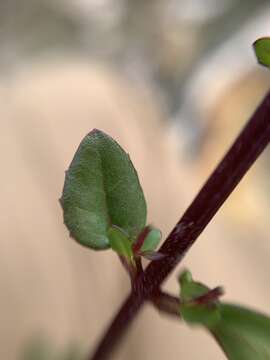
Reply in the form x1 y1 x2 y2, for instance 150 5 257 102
253 37 270 68
212 304 270 360
60 129 147 250
140 227 162 252
179 270 221 328
179 270 270 359
107 226 133 260
60 127 270 359
179 270 209 302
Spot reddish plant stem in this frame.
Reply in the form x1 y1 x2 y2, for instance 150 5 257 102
132 226 151 253
90 90 270 360
134 256 143 276
118 256 136 285
151 290 181 319
192 286 224 305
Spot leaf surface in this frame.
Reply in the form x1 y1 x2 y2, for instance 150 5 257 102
60 129 147 249
140 228 162 252
212 304 270 360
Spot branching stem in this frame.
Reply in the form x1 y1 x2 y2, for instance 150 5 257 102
90 90 270 360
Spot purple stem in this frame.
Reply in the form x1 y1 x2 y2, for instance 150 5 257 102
90 90 270 360
151 290 181 319
132 226 151 253
192 287 224 305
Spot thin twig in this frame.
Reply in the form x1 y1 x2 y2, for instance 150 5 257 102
192 286 224 305
90 90 270 360
151 290 181 319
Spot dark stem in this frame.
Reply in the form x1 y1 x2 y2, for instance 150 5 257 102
134 256 143 276
151 286 224 318
151 290 181 319
90 90 270 360
118 255 136 285
192 286 224 305
131 256 143 291
120 255 180 317
118 254 144 289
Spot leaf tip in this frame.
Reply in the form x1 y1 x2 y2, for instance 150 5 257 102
88 128 104 137
178 269 193 285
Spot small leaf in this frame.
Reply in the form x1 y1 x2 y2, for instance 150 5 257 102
253 37 270 68
178 270 270 359
140 227 162 252
107 226 133 259
60 129 147 249
179 270 210 302
179 270 221 328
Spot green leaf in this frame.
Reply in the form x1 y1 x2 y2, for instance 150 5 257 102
140 228 162 252
107 226 133 259
212 304 270 360
253 37 270 68
180 302 221 328
60 129 147 250
178 270 270 360
179 270 210 302
179 270 221 328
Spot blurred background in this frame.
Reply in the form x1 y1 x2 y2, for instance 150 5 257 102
0 0 270 359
